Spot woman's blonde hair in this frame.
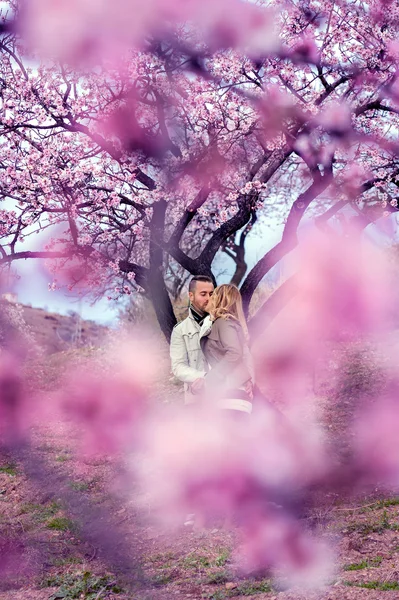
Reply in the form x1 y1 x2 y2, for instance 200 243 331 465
209 284 249 339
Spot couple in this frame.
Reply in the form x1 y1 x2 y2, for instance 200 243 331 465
170 275 254 415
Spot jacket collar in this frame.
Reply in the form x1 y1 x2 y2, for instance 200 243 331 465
199 315 213 340
189 306 206 325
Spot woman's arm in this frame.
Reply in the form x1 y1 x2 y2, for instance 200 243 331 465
205 319 243 387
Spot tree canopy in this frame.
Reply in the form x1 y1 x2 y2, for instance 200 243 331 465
0 0 399 336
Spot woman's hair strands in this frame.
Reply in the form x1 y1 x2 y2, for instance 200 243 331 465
209 284 249 339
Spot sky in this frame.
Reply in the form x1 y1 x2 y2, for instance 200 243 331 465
11 259 120 325
6 208 398 326
8 217 285 326
1 222 119 325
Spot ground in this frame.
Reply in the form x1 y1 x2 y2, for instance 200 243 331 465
21 304 108 354
1 337 399 600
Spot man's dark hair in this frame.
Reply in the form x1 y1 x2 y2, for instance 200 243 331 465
189 275 214 293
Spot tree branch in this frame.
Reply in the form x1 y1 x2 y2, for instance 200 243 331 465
198 196 253 266
0 251 71 264
241 168 333 315
168 186 211 249
118 260 148 289
62 120 156 190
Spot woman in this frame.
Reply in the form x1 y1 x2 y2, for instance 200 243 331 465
198 284 254 415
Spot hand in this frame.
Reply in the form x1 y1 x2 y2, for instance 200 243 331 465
190 378 205 395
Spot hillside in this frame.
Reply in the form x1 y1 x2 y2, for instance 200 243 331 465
21 304 109 354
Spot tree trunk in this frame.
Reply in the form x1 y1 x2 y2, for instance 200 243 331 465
148 200 177 341
230 244 247 287
149 270 177 341
230 261 247 287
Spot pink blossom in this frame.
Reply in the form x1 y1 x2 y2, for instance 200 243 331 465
290 35 320 64
317 103 352 135
354 396 399 487
253 228 393 409
54 334 160 455
20 0 277 63
0 352 30 445
237 511 334 588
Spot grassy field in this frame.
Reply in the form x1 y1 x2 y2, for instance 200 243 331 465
2 322 399 599
3 409 399 600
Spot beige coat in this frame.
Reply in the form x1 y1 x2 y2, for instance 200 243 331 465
170 310 207 404
199 316 254 412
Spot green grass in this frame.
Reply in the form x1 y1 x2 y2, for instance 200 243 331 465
205 591 226 600
50 555 83 567
46 516 75 531
180 549 231 571
203 579 273 597
181 552 211 569
379 498 399 508
148 548 233 592
152 571 176 586
0 463 18 476
55 454 70 463
343 560 369 571
20 501 62 522
231 579 273 596
205 571 230 584
203 590 227 600
69 481 90 492
361 497 399 512
214 549 230 567
41 571 123 599
344 580 399 590
346 510 399 535
148 551 176 565
344 556 383 571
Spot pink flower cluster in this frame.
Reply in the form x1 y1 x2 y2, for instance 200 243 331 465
20 0 277 62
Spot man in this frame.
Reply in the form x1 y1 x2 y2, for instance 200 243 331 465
170 275 214 403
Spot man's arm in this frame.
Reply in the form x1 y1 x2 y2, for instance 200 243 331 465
170 326 206 383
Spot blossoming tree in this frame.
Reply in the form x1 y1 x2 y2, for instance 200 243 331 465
0 0 398 341
2 0 399 590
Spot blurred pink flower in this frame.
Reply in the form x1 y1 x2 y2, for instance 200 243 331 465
55 335 159 455
0 352 30 445
290 35 320 64
354 396 399 487
316 102 352 135
237 510 334 589
101 93 170 158
137 403 332 588
254 228 392 408
20 0 277 63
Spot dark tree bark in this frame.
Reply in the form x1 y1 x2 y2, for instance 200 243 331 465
230 248 248 287
148 200 177 341
224 211 257 287
240 170 333 316
118 260 148 290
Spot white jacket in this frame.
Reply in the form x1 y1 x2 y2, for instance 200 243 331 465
170 310 207 403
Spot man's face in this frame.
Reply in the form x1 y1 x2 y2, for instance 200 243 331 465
189 281 214 313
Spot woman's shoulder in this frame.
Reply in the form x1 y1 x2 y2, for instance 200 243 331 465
199 315 213 339
213 316 241 331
